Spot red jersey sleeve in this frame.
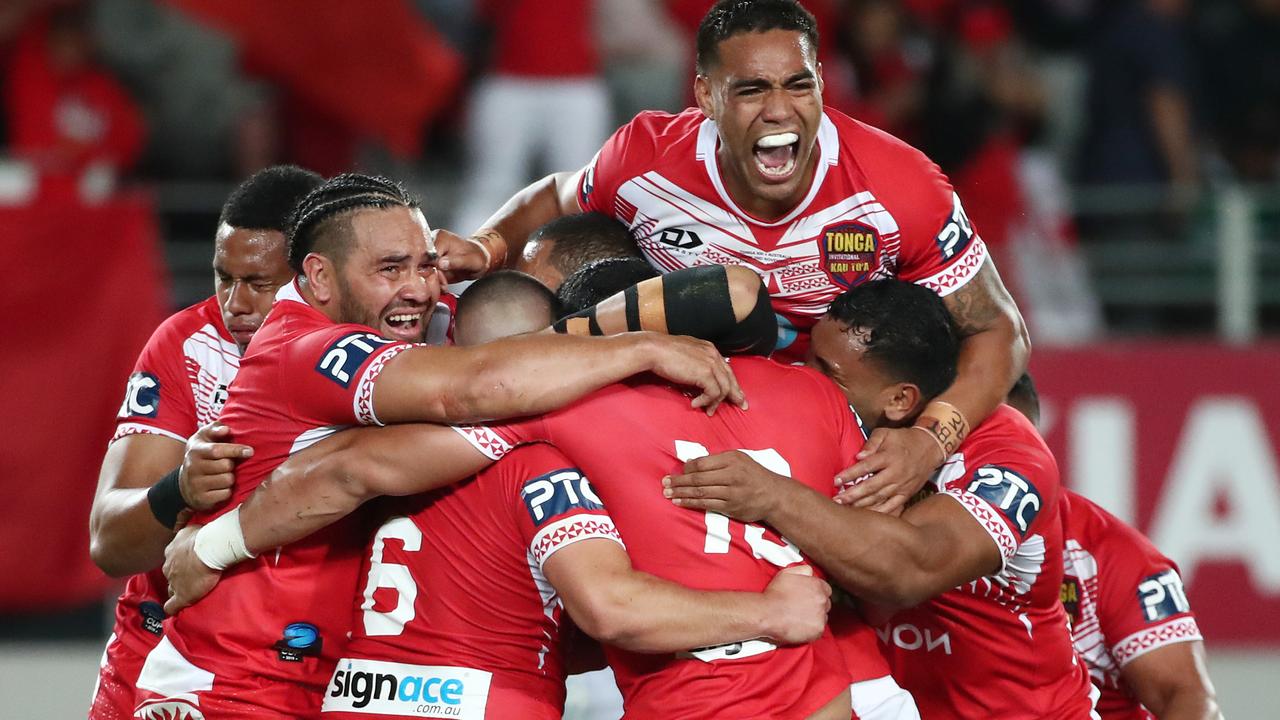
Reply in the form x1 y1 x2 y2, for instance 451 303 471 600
865 128 989 297
506 445 624 572
283 326 418 426
112 316 200 444
451 413 550 461
576 111 663 214
1096 537 1202 668
937 454 1051 569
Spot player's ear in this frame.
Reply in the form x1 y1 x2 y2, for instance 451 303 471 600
302 253 334 304
694 74 714 119
882 382 923 424
816 61 825 94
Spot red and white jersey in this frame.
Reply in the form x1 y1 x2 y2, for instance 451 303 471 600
879 405 1096 719
140 280 420 717
458 357 863 720
92 296 239 719
321 445 621 719
1061 491 1202 720
578 107 988 362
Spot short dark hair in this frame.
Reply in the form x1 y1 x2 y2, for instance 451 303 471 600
696 0 819 74
286 173 418 273
457 270 561 322
530 213 642 278
826 280 959 400
556 256 660 314
218 165 323 232
1006 372 1041 428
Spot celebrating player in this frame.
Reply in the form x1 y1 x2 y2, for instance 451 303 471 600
87 165 323 719
433 0 1031 511
1007 375 1222 720
132 173 743 719
664 280 1095 719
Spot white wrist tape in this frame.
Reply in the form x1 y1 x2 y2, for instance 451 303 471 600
193 506 257 571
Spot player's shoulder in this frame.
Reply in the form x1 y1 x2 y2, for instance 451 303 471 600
489 443 578 481
959 405 1059 488
828 108 949 195
729 357 852 416
1065 491 1173 572
145 296 225 347
602 108 704 166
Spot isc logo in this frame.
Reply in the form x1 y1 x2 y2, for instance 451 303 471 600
522 469 604 525
316 333 395 388
1137 569 1191 622
967 465 1041 535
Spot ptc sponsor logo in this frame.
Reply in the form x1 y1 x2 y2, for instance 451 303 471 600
819 221 879 288
274 622 322 662
934 192 975 260
120 372 161 418
323 658 492 718
316 332 395 388
876 622 953 655
138 601 165 636
521 468 603 526
967 465 1042 536
1137 569 1191 623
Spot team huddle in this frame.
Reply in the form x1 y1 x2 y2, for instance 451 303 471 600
86 2 1219 719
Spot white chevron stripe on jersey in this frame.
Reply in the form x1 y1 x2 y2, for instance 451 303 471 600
630 172 757 244
777 191 900 249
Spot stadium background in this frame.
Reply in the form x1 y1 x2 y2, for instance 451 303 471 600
0 0 1276 716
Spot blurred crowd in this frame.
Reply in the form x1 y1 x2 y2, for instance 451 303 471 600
2 0 1278 335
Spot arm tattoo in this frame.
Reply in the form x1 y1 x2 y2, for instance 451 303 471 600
943 261 1008 337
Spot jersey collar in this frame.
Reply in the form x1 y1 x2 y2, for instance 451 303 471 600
698 111 839 228
274 277 307 306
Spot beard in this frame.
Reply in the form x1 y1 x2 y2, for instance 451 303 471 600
334 272 381 331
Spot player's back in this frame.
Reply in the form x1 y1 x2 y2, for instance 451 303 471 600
479 357 860 719
1062 491 1200 720
324 444 613 719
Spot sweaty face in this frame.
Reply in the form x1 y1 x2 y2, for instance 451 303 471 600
213 225 294 352
330 206 443 343
696 29 824 220
806 316 893 428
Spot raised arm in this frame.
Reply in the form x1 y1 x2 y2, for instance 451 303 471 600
372 330 744 424
434 169 584 280
545 540 829 653
555 265 778 356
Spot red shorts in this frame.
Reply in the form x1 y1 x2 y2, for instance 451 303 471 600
90 632 157 720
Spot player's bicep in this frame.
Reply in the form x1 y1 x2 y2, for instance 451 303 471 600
1120 640 1218 718
559 167 588 214
96 433 185 494
543 538 633 613
939 258 1022 338
900 493 1004 591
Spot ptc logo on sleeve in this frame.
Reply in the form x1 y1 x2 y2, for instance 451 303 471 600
1137 569 1191 623
119 372 161 418
966 465 1042 537
316 332 395 388
934 192 975 261
521 468 604 527
324 658 492 719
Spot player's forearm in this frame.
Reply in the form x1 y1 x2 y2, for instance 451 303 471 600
90 488 173 576
379 333 654 424
556 265 777 356
765 482 941 608
479 171 577 267
569 572 774 654
1150 691 1222 720
237 450 373 554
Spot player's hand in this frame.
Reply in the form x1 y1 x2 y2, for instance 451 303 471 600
641 334 746 416
760 565 831 645
163 524 222 614
662 450 783 522
180 422 252 511
834 426 942 514
433 228 491 282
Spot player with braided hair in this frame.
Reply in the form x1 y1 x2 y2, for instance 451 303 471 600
136 174 746 718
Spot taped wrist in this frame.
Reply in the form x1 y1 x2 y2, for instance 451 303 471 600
912 401 970 460
147 467 188 530
470 228 508 274
193 506 257 571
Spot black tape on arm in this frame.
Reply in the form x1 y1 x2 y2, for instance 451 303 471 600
662 266 776 356
147 467 188 530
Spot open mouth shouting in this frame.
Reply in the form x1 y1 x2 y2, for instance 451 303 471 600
752 131 800 182
382 309 427 342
